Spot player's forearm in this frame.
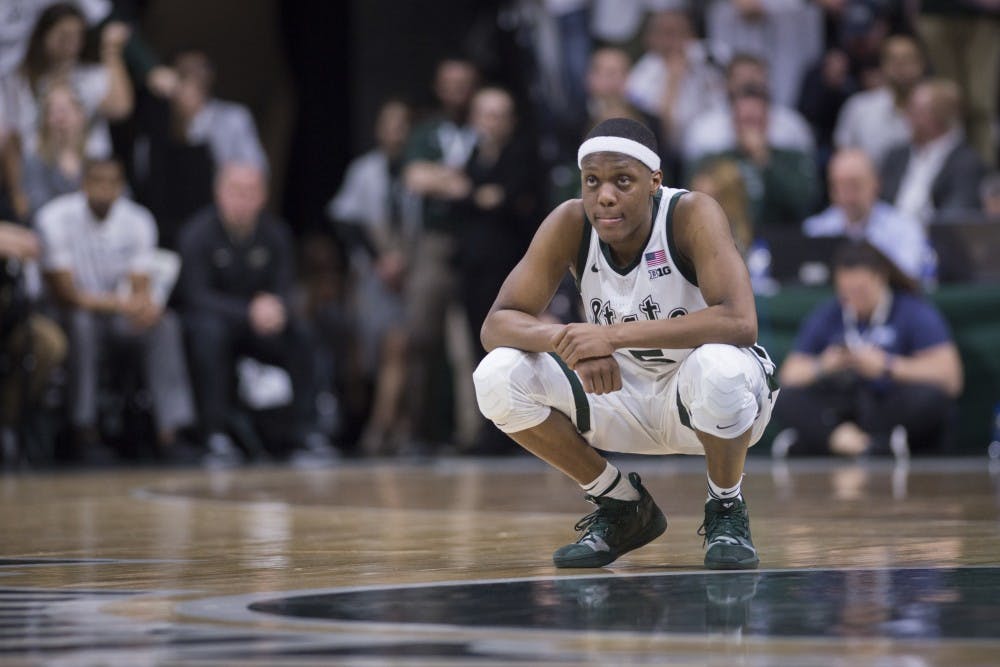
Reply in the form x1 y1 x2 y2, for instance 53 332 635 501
607 304 757 350
481 309 565 354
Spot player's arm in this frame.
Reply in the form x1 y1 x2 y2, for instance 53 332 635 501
556 192 756 367
480 200 583 354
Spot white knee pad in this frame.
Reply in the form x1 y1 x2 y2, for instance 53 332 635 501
473 347 552 433
677 344 761 439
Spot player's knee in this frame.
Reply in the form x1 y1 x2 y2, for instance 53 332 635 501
679 344 759 439
473 347 549 433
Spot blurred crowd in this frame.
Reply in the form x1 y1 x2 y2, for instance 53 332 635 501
0 0 998 468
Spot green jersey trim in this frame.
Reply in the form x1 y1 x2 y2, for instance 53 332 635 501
664 191 698 287
547 352 591 434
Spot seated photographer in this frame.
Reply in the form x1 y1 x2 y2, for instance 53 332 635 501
774 241 963 458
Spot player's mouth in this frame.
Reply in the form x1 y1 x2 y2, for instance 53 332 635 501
595 215 624 226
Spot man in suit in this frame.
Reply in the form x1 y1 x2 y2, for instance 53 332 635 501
879 78 985 225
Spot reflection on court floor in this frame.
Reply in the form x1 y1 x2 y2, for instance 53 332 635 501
1 458 999 665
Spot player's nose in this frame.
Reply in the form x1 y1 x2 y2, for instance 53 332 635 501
596 182 618 206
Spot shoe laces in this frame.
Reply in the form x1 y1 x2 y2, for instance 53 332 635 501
573 498 626 539
697 501 749 547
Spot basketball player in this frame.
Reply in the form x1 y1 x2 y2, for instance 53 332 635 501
473 118 778 569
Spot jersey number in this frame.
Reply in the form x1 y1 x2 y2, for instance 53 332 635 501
628 349 676 365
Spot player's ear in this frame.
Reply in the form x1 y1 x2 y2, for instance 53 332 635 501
650 169 663 193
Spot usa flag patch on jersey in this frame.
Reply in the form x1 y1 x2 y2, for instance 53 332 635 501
645 250 667 267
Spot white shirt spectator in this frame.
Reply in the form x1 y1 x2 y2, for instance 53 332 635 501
894 127 963 226
626 42 726 141
682 103 815 163
0 65 112 158
187 99 269 172
803 200 930 280
834 87 911 168
329 150 417 236
35 191 157 295
706 0 824 108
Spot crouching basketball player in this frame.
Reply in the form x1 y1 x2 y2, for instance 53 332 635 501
472 118 779 569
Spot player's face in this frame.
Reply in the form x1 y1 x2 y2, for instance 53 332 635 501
580 152 661 260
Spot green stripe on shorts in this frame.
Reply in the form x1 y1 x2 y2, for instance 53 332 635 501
547 352 591 434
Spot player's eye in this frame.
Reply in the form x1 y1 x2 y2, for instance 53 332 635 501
585 175 598 187
617 175 632 186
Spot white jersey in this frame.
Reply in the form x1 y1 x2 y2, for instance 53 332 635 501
576 186 707 378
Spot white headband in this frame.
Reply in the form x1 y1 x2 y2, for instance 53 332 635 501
577 136 661 172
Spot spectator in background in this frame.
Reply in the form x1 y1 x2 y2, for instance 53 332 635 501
584 47 650 131
817 0 910 89
705 0 824 108
0 0 170 95
690 157 753 255
457 87 539 455
797 47 857 174
695 85 819 231
132 50 268 248
21 82 87 216
328 99 417 456
401 57 479 452
880 78 985 226
981 171 1000 217
683 54 815 166
915 0 1000 168
774 241 963 458
0 221 66 461
834 34 925 169
35 157 195 464
0 3 132 161
625 9 726 146
804 148 929 281
458 87 539 364
166 51 268 171
178 163 334 466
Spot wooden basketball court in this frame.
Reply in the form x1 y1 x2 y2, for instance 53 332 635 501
2 455 999 665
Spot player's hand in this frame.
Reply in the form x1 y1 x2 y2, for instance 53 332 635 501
575 356 622 395
551 323 615 368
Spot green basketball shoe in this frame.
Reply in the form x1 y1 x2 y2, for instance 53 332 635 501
699 497 759 570
552 472 667 568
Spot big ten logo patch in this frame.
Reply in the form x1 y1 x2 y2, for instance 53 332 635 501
645 249 672 279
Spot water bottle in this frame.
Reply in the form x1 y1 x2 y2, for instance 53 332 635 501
988 402 1000 461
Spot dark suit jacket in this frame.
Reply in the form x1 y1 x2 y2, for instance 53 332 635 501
879 140 985 217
